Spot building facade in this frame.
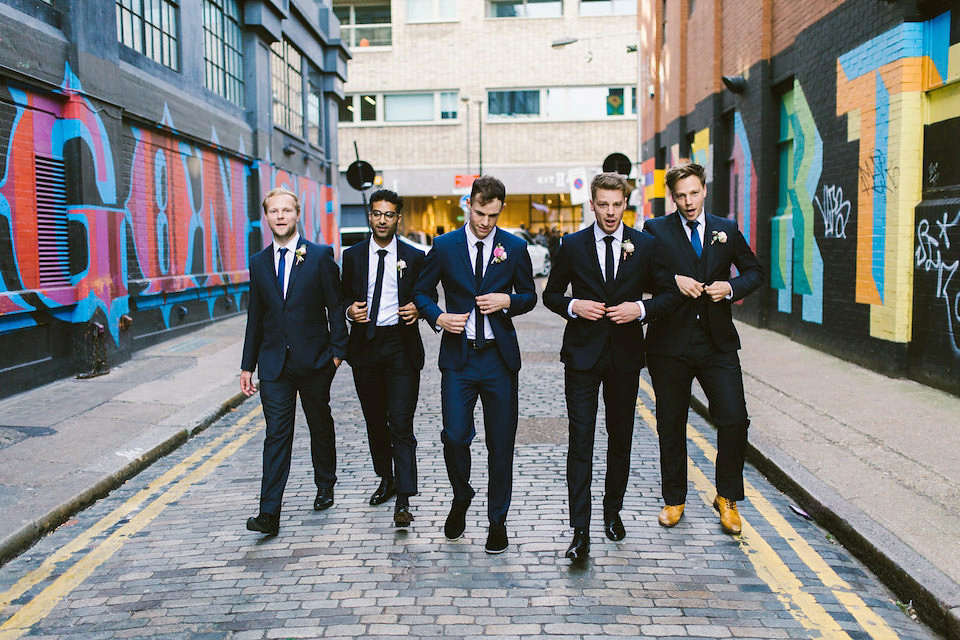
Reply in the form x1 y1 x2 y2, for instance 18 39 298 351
333 0 641 237
0 0 349 398
639 0 960 396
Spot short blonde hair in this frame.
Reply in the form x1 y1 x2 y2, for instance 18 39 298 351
261 187 300 214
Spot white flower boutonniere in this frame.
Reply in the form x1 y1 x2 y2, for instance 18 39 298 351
492 244 507 264
294 245 306 264
396 259 407 277
620 238 635 261
711 230 728 245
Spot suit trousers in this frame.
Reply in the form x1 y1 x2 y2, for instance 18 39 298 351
258 361 338 515
565 345 640 528
647 323 749 505
351 327 420 497
439 345 518 525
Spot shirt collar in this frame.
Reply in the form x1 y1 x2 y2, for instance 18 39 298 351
369 235 398 256
593 222 624 243
273 233 300 253
464 224 495 248
682 210 706 228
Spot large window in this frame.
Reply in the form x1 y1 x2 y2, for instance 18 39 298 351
116 0 180 70
488 87 635 121
339 91 459 124
407 0 457 21
333 3 392 48
307 68 325 149
271 39 303 135
488 0 561 18
202 0 244 105
579 0 635 15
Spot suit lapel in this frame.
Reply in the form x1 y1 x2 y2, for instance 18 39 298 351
669 213 701 274
479 229 505 290
357 239 371 302
285 238 307 298
453 228 474 285
583 225 607 293
397 240 412 304
260 246 284 300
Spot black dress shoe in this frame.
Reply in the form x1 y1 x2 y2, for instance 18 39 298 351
565 527 590 559
485 523 508 554
314 487 334 511
444 500 470 540
394 497 414 527
369 478 396 506
245 512 279 536
604 513 626 541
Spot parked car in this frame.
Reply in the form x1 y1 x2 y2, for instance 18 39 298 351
502 228 551 276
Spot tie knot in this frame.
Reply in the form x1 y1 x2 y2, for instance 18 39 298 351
377 249 387 258
603 235 615 245
278 247 288 256
687 220 699 230
476 241 484 249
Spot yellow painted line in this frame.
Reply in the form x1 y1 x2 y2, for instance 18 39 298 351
0 403 263 638
637 378 900 640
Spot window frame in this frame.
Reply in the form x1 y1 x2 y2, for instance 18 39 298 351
487 0 562 19
406 0 458 23
270 39 305 137
333 2 393 49
486 86 637 122
115 0 181 71
202 0 245 106
578 0 636 16
339 90 460 126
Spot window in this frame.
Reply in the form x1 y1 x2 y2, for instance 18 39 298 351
271 39 303 135
488 0 561 18
488 87 635 121
202 0 244 105
489 90 541 117
333 3 392 48
579 0 635 15
407 0 457 21
339 91 459 124
116 0 180 70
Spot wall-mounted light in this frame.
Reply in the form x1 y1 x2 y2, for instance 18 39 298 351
722 75 748 94
119 314 133 331
176 305 188 319
283 144 296 156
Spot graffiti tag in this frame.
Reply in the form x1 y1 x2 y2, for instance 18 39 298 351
813 184 850 239
859 150 899 194
928 162 940 187
915 211 960 354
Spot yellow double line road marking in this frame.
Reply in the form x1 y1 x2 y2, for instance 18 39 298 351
0 404 264 639
636 378 899 640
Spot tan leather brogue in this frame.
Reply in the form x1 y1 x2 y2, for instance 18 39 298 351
713 495 742 534
657 504 684 527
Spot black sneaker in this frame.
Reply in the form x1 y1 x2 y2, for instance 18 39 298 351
485 523 508 554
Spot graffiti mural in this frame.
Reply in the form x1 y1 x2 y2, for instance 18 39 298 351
730 112 758 250
915 209 960 354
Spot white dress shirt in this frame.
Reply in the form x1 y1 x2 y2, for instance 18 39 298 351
366 237 400 326
684 210 706 247
464 225 496 341
272 233 300 299
567 223 645 320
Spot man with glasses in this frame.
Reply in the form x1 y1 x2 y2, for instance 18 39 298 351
341 189 427 527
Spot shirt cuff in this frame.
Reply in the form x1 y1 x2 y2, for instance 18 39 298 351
567 299 578 318
634 300 646 321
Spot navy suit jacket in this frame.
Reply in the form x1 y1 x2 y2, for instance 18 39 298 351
542 224 680 372
241 239 348 380
340 238 427 370
642 212 763 356
413 227 537 372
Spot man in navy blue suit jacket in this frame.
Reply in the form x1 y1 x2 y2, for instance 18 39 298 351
413 176 537 554
240 187 348 536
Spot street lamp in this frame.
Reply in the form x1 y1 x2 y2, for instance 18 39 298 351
461 96 471 175
476 99 483 176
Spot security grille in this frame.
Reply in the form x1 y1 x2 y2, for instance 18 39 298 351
35 155 70 288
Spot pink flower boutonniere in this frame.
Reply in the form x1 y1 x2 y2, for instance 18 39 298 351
620 238 635 261
396 259 407 277
711 230 728 245
294 245 306 265
492 244 507 264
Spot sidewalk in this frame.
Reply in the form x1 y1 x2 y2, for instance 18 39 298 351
0 310 958 637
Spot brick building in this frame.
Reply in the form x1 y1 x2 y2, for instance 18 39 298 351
0 0 349 397
639 0 960 395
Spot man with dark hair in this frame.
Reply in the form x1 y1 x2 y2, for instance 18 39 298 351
413 175 537 554
241 187 348 536
643 162 763 535
544 172 679 559
341 189 426 527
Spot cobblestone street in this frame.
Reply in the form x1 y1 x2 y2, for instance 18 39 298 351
0 301 938 639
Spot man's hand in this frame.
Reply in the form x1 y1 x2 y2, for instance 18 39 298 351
675 274 705 298
347 300 369 322
571 299 606 321
476 293 511 315
333 357 342 368
398 302 419 325
704 281 733 302
437 312 469 334
606 301 642 324
240 370 257 396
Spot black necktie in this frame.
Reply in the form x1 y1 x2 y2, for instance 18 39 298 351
277 247 288 297
474 240 485 348
687 220 702 258
603 235 615 288
366 249 387 339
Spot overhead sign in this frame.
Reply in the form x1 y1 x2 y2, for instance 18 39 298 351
455 174 480 190
603 152 632 176
569 168 589 205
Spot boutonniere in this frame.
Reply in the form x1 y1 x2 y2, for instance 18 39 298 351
711 230 727 245
491 244 507 264
396 259 407 277
294 245 306 265
620 238 634 261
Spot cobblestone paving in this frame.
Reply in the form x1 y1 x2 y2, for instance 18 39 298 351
0 299 938 639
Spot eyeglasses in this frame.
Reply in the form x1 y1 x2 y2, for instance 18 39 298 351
369 210 398 220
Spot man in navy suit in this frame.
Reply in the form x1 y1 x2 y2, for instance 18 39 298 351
413 175 537 554
543 172 679 559
643 162 763 535
341 189 427 528
240 187 348 536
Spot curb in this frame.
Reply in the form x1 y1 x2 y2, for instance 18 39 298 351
689 391 960 640
0 391 249 568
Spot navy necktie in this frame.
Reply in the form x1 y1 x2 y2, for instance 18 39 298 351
603 235 615 288
277 247 288 297
366 249 387 339
474 241 485 348
687 220 702 258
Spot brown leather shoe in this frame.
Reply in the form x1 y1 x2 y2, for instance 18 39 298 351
658 504 684 527
713 495 742 534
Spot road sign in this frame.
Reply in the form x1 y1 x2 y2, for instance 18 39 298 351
346 160 375 191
